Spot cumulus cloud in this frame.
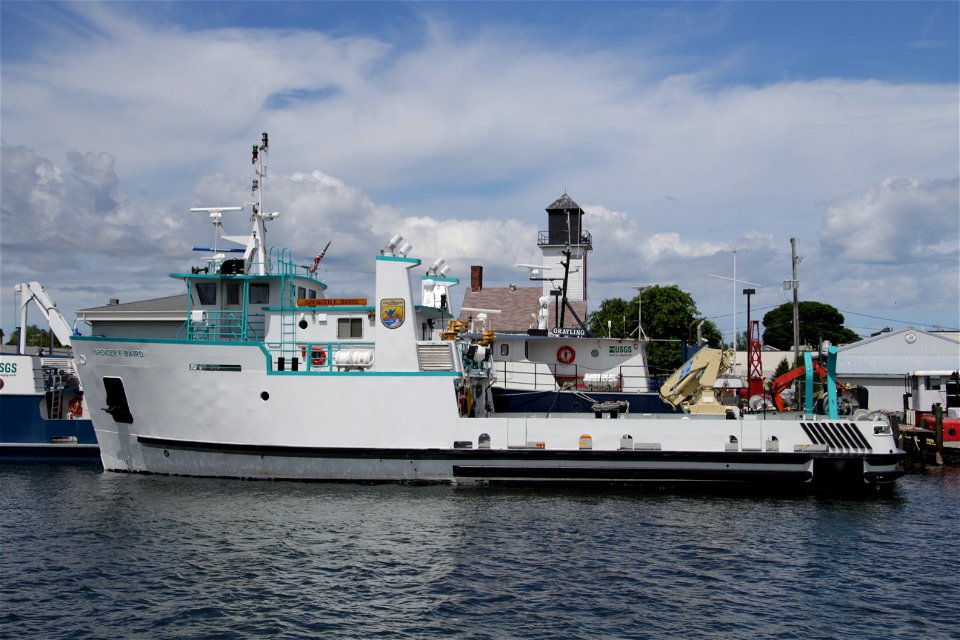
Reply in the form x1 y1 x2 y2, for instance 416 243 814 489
1 144 157 261
819 176 959 263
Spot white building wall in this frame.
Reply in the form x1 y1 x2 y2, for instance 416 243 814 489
539 249 587 301
89 321 184 339
840 376 908 413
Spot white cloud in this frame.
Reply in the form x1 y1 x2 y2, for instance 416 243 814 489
819 176 959 263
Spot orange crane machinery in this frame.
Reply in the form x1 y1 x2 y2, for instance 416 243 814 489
769 360 849 412
770 361 826 412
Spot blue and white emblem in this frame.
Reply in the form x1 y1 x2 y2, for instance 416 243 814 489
380 298 405 329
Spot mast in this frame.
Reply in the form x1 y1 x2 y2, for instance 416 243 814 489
249 132 270 275
791 237 800 366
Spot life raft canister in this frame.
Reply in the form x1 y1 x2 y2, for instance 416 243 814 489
557 345 576 364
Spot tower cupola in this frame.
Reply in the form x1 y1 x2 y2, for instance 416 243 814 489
537 194 592 303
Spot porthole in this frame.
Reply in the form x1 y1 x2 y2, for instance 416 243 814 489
260 391 270 401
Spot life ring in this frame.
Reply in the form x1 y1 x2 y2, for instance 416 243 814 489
301 346 327 367
68 397 83 418
557 345 576 364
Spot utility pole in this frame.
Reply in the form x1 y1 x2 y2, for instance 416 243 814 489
790 237 800 366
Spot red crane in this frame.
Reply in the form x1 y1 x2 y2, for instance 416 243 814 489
769 361 836 412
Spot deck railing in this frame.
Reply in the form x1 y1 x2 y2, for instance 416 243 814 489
492 360 663 393
266 341 376 374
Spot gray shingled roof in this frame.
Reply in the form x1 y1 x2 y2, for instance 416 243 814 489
546 194 581 212
78 294 188 313
459 286 588 333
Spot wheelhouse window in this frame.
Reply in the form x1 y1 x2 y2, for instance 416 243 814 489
196 282 217 305
338 318 364 339
297 286 307 299
225 283 241 306
249 284 270 304
308 289 317 299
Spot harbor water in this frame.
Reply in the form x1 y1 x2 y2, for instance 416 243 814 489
2 464 957 639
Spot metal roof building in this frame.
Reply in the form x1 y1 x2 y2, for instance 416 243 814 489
835 328 959 412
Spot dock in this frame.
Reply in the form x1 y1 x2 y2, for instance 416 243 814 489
899 426 942 467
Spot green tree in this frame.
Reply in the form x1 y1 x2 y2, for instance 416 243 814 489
5 325 65 349
588 297 634 339
773 357 792 380
762 301 860 350
588 285 722 375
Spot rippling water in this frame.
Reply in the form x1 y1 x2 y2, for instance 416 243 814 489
2 464 957 639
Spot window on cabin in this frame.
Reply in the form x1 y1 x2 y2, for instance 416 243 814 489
297 286 306 299
225 283 241 306
196 283 217 305
249 284 270 304
500 344 509 357
926 376 942 390
308 289 317 299
338 318 364 339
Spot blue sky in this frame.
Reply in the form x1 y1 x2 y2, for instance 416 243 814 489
2 1 958 343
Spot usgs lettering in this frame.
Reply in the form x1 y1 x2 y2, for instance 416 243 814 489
0 362 17 374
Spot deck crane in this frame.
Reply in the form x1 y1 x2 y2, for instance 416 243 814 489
14 282 75 353
659 347 737 415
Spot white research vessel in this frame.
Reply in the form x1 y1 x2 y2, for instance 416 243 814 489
71 134 905 492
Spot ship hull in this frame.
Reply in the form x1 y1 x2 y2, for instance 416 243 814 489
73 337 904 492
107 434 903 492
0 354 99 462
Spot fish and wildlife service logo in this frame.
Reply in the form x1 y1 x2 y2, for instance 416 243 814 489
380 298 405 329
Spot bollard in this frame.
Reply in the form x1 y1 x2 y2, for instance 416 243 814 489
934 403 944 465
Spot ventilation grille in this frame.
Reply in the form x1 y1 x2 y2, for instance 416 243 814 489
801 422 872 453
417 343 455 371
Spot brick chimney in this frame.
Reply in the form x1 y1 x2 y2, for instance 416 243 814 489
470 266 483 292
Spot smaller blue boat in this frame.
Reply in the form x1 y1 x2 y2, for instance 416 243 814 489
1 282 98 462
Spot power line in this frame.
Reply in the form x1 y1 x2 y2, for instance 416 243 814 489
705 304 779 321
837 308 960 331
709 305 959 332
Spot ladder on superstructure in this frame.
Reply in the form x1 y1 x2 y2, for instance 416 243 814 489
274 247 298 362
